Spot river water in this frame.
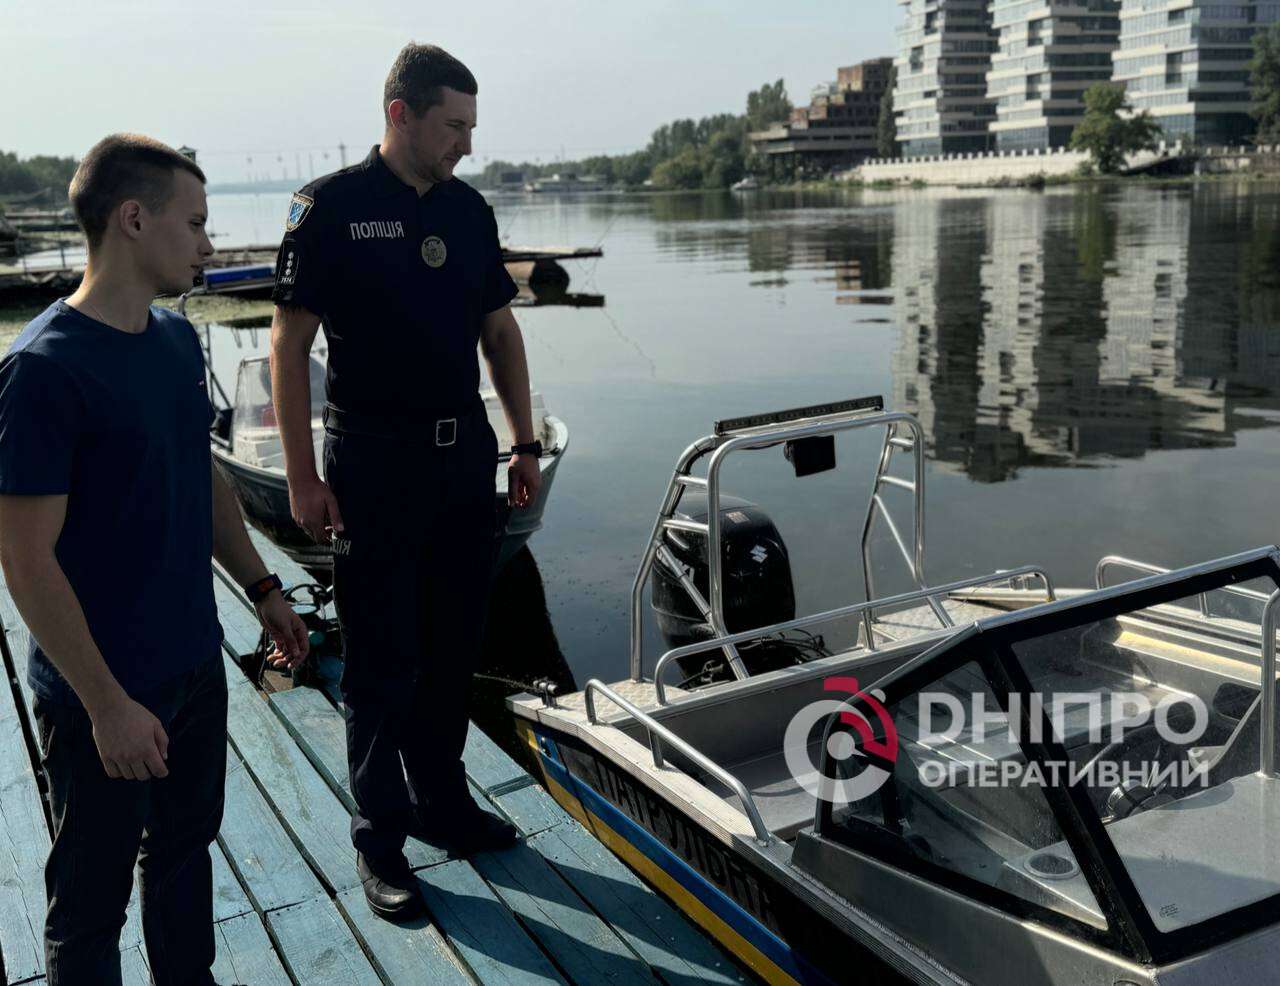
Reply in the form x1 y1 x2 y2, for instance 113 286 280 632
201 182 1280 687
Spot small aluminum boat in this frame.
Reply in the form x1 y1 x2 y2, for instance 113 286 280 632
209 354 568 573
509 397 1280 984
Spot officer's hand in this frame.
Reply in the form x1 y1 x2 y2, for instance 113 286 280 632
257 591 310 671
508 453 542 510
290 475 344 543
88 693 170 781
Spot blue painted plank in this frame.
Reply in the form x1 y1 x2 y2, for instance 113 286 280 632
264 896 381 985
472 841 660 986
211 911 292 985
334 885 472 986
0 607 51 985
416 860 568 985
267 687 448 870
529 823 750 984
120 944 150 985
0 582 37 727
218 744 324 915
464 723 531 795
246 528 312 590
212 576 262 658
211 841 254 924
221 656 357 895
488 781 573 839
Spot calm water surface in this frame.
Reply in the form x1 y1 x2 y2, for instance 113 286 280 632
203 182 1280 687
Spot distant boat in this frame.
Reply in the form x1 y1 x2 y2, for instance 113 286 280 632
525 173 608 194
731 176 761 191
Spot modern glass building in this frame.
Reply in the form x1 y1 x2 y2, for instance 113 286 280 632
1113 1 1280 146
893 0 999 156
987 0 1123 151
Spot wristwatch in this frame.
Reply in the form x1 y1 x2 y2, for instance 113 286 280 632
244 573 283 604
511 440 543 457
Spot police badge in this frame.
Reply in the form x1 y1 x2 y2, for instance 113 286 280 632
285 192 314 232
421 235 447 268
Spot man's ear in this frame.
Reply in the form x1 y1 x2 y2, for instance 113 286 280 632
387 98 411 132
117 199 144 240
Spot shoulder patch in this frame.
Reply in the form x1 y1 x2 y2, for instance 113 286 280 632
285 192 314 232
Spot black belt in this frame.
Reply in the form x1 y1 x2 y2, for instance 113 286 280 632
323 401 485 446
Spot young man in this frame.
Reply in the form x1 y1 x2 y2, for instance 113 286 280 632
270 44 540 918
0 135 309 986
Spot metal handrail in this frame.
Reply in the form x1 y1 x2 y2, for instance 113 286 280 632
630 409 929 683
1096 555 1275 620
1262 592 1280 777
653 566 1057 705
582 679 772 845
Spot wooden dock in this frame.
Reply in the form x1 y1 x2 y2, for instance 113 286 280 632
0 528 749 986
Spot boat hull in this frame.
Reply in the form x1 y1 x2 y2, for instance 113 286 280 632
212 418 567 575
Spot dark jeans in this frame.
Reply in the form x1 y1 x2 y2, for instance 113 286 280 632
323 415 498 866
35 654 228 986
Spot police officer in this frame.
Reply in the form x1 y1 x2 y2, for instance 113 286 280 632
269 43 542 920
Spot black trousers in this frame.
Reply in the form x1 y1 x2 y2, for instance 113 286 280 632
35 654 228 986
324 414 498 865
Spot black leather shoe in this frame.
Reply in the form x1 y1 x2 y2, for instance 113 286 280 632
357 851 423 919
412 802 520 855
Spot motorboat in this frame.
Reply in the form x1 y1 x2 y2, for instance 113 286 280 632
732 176 762 191
209 353 568 573
508 396 1280 984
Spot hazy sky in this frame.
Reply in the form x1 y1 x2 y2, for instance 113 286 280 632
3 1 901 184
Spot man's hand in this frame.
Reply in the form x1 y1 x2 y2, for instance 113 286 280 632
257 592 310 671
508 453 541 510
88 694 169 781
289 474 344 543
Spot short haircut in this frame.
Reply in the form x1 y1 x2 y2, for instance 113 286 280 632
69 134 206 250
383 43 477 125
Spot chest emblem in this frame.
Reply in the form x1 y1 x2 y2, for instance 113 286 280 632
285 192 313 231
421 235 447 268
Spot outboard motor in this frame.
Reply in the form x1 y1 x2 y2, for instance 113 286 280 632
652 495 819 686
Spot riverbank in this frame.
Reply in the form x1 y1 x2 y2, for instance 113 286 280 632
0 294 272 346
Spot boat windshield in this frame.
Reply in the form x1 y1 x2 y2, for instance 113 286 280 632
230 356 327 469
820 550 1280 953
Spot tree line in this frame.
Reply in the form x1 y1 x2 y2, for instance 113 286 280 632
473 79 793 190
0 151 79 201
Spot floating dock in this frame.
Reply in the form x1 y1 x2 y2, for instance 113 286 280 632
0 526 747 985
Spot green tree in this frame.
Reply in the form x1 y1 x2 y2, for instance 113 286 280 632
1250 22 1280 144
876 67 899 159
745 79 791 131
1069 83 1162 174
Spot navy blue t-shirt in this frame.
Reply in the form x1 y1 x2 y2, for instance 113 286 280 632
0 301 223 705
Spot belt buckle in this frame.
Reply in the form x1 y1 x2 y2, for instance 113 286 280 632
435 417 457 447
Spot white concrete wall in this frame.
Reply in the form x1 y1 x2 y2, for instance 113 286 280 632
851 144 1175 186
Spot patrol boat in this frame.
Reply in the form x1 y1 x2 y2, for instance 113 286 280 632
508 397 1280 985
209 354 568 572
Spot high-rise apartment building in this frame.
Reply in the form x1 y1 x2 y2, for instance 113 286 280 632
987 0 1122 151
894 0 999 156
1113 1 1280 146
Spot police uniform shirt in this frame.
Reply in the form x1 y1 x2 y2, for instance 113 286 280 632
271 147 518 419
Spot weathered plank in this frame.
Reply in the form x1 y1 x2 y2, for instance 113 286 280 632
0 606 51 985
0 582 37 727
213 577 262 659
463 722 530 795
267 686 447 870
264 896 381 985
221 655 356 894
121 881 144 954
120 944 151 985
334 885 472 986
211 911 293 986
246 528 311 589
211 802 268 923
416 860 568 986
530 823 749 984
218 745 327 914
487 781 573 839
472 842 659 986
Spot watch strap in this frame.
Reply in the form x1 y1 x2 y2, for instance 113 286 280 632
511 440 543 456
245 573 283 604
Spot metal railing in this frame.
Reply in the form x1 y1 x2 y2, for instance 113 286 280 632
629 407 931 683
583 680 772 845
1263 592 1280 778
652 566 1056 706
1096 555 1275 618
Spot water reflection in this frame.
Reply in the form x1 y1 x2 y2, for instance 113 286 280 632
886 188 1280 482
